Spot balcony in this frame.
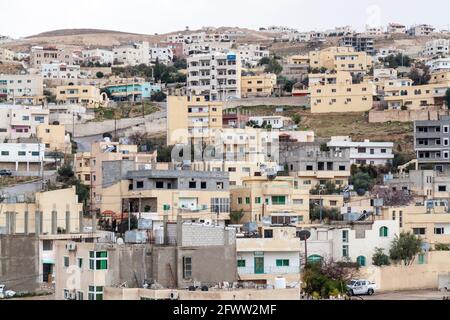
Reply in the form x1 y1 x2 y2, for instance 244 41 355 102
297 170 350 179
238 266 300 276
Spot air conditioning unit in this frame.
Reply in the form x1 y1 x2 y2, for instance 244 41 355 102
66 243 77 251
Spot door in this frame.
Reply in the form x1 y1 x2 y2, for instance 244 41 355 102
254 257 264 274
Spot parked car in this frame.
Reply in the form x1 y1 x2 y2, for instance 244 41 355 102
347 279 376 296
0 169 12 176
0 285 16 299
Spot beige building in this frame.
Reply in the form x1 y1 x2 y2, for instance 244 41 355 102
309 47 372 74
0 47 14 62
167 95 223 145
310 71 376 113
241 73 277 98
0 105 49 140
36 124 72 154
231 176 310 225
56 85 103 109
0 74 44 104
30 46 75 68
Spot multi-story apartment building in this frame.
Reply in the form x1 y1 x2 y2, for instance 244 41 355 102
248 116 291 129
407 24 435 36
103 82 160 102
149 46 173 64
364 26 384 37
187 52 242 101
0 142 45 172
42 63 81 79
113 42 150 66
422 39 450 57
237 44 270 68
0 105 49 140
0 74 44 104
387 23 407 34
0 48 14 62
81 49 114 65
56 85 102 108
339 35 375 55
241 73 277 98
30 46 75 68
426 58 450 73
183 41 233 56
236 227 301 284
36 124 71 154
309 47 372 75
231 176 310 225
282 146 351 190
414 116 450 171
327 136 394 166
100 163 231 224
309 71 376 113
167 95 223 145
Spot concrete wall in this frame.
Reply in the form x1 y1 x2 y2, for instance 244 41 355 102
224 97 309 109
0 235 40 292
181 224 236 247
360 251 450 292
369 109 450 123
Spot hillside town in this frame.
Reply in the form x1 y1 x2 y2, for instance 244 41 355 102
2 18 450 302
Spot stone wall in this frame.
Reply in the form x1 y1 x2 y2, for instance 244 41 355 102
369 109 450 123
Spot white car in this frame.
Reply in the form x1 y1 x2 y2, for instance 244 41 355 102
0 285 16 299
347 279 376 296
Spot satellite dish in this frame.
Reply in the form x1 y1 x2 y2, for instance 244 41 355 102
298 230 311 241
116 238 124 245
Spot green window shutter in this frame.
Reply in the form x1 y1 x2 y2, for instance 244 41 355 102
255 197 261 204
89 251 95 258
237 260 246 267
276 259 283 267
283 260 290 266
246 197 250 204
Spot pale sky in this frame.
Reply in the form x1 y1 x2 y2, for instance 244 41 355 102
2 0 450 38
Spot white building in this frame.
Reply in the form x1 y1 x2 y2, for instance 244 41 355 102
408 24 435 36
376 47 405 60
82 49 114 65
238 44 270 68
0 142 45 173
422 39 450 57
113 42 150 66
248 116 290 129
373 68 398 81
426 57 450 73
149 46 173 64
183 41 233 56
364 25 384 36
0 105 49 140
167 32 232 44
42 63 81 79
387 23 406 34
0 74 44 102
327 136 394 166
14 52 30 61
187 52 242 101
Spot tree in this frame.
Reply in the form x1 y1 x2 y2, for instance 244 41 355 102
372 247 391 266
291 114 301 125
173 57 187 70
435 243 450 251
389 232 423 266
258 57 271 66
445 88 450 109
230 210 244 224
96 71 104 79
408 66 431 85
349 172 374 194
150 91 167 102
371 185 413 206
262 58 283 75
381 53 412 68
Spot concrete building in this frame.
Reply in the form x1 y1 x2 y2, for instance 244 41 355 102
81 49 114 65
36 124 71 154
103 82 160 102
309 47 372 75
167 95 223 145
150 46 174 64
309 71 376 113
407 24 435 36
183 41 233 56
282 146 351 191
30 46 75 68
54 222 237 300
237 44 270 68
0 105 49 140
42 63 81 79
339 35 375 55
187 52 242 101
414 116 450 171
236 227 301 284
0 142 45 173
422 39 450 57
113 42 150 66
0 74 44 104
0 47 14 62
248 116 291 129
327 136 394 166
56 85 103 108
241 74 277 98
231 176 310 225
426 58 450 73
387 23 406 34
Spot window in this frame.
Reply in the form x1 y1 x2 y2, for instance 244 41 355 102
183 257 192 279
342 230 349 243
228 167 236 172
276 259 290 267
330 201 338 206
435 227 445 235
357 256 366 267
264 229 273 238
216 182 224 189
156 181 164 189
438 186 447 192
245 197 250 205
88 286 103 301
308 255 323 263
339 166 346 171
379 226 388 237
237 260 246 267
189 181 197 189
136 181 144 189
1 151 10 156
306 165 314 171
43 240 53 251
342 245 349 258
255 197 261 204
237 197 243 205
77 258 83 269
64 256 69 268
76 291 84 300
293 199 303 205
89 251 108 270
271 196 286 205
201 182 207 189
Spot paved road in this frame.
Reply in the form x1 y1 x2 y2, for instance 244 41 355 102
361 290 449 300
0 173 57 195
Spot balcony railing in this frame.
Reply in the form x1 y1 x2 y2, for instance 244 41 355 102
238 266 300 276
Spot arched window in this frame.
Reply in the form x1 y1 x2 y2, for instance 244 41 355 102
357 256 366 267
379 226 389 237
307 255 323 264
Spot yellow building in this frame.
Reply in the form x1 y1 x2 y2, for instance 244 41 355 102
0 48 14 62
287 55 310 65
309 47 372 74
0 187 83 235
167 95 223 145
231 176 310 225
241 73 277 98
56 85 102 109
36 124 72 154
310 71 376 113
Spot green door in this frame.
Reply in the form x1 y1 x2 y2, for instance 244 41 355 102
254 257 264 274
